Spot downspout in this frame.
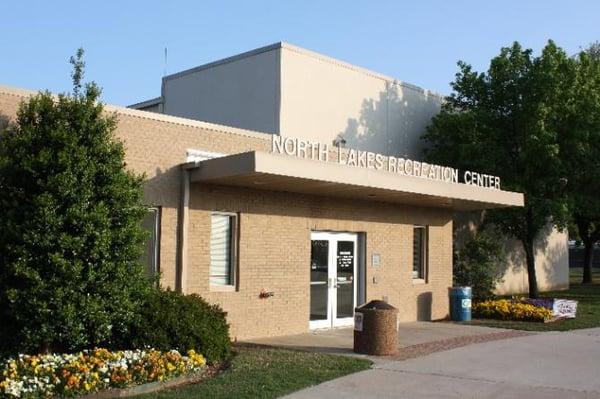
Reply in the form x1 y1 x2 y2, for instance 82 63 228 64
176 166 191 294
177 151 225 293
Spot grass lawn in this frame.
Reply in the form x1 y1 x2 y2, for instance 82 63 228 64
138 346 372 399
468 267 600 331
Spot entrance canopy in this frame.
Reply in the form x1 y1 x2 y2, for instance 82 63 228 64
185 151 523 211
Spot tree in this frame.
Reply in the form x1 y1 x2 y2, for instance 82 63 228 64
563 44 600 284
454 230 505 301
583 41 600 60
423 41 574 298
0 49 151 354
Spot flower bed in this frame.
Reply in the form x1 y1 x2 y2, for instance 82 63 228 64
0 348 206 398
473 299 553 322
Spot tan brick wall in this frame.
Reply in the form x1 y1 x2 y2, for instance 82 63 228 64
187 184 452 339
0 87 453 340
112 113 270 289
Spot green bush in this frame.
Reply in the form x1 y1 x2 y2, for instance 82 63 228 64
127 289 231 363
454 231 506 300
0 50 151 356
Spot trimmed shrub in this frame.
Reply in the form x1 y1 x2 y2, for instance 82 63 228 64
454 231 505 300
0 51 151 356
127 289 231 363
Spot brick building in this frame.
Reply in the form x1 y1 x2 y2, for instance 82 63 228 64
132 42 569 296
0 84 522 340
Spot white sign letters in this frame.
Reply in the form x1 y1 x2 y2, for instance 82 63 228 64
271 136 501 190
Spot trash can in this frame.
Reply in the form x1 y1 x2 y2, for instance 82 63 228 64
353 300 398 355
449 286 472 321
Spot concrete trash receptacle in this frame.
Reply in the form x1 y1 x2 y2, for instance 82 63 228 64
353 300 398 355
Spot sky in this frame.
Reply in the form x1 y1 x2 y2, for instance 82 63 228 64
2 1 599 106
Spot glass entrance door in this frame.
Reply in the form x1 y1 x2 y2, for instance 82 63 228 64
310 231 357 329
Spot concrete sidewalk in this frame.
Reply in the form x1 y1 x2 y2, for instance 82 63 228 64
244 321 508 356
284 328 600 399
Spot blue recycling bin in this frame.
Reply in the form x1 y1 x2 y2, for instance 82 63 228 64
449 287 472 321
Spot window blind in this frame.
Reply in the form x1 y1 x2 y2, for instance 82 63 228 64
413 226 425 279
210 214 233 285
141 207 160 277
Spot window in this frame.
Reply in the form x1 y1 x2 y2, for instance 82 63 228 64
412 226 427 280
141 207 161 278
210 213 237 287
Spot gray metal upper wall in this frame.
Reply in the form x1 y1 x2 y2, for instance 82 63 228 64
129 42 446 159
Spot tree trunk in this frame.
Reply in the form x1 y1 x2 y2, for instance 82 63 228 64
576 217 598 285
582 241 594 284
40 342 52 355
523 239 539 298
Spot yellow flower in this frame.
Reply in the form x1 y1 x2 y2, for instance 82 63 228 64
1 347 207 397
473 299 552 321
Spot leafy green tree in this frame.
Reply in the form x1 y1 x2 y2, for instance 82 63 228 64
583 41 600 60
454 230 505 301
563 44 600 284
423 41 574 298
0 49 151 354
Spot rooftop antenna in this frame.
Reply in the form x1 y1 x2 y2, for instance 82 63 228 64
163 47 168 77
